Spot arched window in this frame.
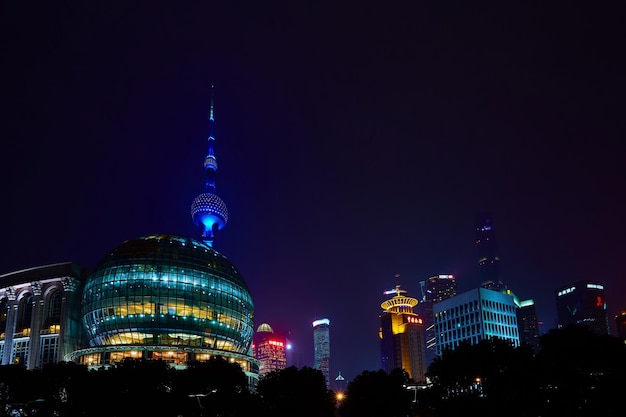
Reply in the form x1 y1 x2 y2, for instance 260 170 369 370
44 291 62 328
16 293 34 335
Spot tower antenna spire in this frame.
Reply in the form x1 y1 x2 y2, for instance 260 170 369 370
190 85 229 246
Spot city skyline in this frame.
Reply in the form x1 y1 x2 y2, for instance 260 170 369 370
3 2 625 381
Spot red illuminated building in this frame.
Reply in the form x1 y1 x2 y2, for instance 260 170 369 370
252 323 287 377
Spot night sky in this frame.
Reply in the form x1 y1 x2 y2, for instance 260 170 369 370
2 2 625 382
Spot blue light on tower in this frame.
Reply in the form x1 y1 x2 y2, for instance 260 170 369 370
191 86 228 246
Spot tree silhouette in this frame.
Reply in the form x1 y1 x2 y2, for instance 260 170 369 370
534 324 626 417
256 366 335 417
173 357 257 417
338 368 413 417
426 337 536 417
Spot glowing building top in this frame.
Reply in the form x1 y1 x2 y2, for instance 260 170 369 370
191 86 228 246
312 317 331 387
379 283 426 383
381 284 419 314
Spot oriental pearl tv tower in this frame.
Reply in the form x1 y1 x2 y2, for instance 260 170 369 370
191 86 228 246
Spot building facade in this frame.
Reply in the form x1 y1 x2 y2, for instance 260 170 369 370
415 274 457 367
433 287 520 356
379 285 427 383
0 263 85 370
253 323 287 378
514 297 541 352
312 318 331 387
555 280 610 335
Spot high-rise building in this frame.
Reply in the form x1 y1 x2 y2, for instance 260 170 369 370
433 287 520 356
555 280 610 335
475 212 506 292
415 274 457 367
312 318 331 387
253 323 287 377
475 213 540 348
379 285 427 383
513 297 541 352
0 89 261 385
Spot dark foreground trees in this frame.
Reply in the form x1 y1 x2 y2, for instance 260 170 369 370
337 368 413 417
256 366 335 417
1 325 624 417
425 325 626 417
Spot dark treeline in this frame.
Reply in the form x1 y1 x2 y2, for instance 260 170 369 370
1 325 625 417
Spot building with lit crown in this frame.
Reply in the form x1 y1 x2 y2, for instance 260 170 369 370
0 89 261 384
379 285 427 383
555 280 610 335
312 318 331 387
253 323 287 377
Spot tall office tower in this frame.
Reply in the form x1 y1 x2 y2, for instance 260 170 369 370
475 212 506 292
379 285 427 383
191 86 228 247
253 323 287 378
415 274 457 367
514 298 541 352
555 280 610 335
615 309 626 340
312 318 331 387
433 287 520 356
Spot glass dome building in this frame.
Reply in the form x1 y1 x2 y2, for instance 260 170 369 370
66 234 259 382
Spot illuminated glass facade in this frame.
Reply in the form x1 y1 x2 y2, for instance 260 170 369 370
68 234 259 382
433 287 520 356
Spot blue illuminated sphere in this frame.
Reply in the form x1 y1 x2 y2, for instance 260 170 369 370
191 192 228 233
81 234 254 354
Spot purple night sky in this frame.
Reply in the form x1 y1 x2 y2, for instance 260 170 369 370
2 2 625 382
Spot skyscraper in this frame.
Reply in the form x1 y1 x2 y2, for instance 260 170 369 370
253 323 287 377
515 298 541 351
379 285 427 383
415 274 457 367
555 280 610 335
312 318 331 387
433 287 520 355
475 212 506 292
